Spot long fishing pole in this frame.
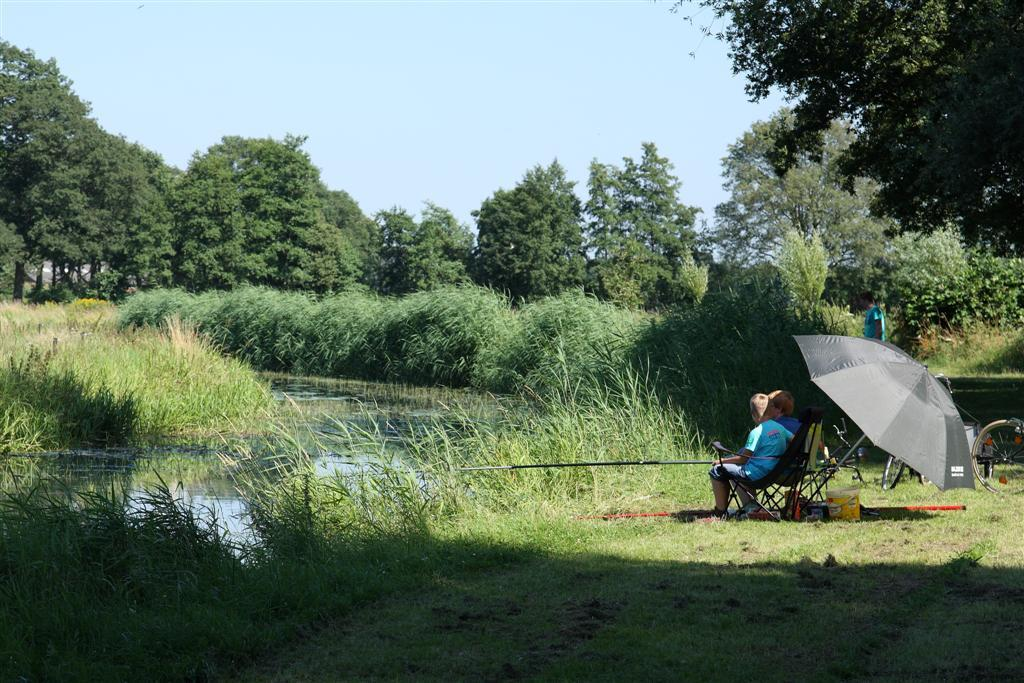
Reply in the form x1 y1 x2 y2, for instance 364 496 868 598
457 458 715 472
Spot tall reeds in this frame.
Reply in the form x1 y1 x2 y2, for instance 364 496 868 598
0 304 272 452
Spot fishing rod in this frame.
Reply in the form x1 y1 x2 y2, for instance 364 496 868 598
457 442 737 472
457 457 715 472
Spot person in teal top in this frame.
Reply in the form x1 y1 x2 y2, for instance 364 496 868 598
708 394 794 516
860 291 886 341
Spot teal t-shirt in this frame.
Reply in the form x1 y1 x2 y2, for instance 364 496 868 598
741 419 794 479
864 305 886 341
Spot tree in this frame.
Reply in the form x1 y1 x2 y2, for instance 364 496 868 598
682 0 1024 251
409 203 472 291
777 230 827 313
0 41 92 299
376 207 417 296
709 110 892 301
473 160 586 300
171 135 360 292
374 204 472 296
319 187 380 286
585 142 700 309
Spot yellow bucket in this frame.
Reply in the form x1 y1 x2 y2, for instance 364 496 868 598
826 487 861 521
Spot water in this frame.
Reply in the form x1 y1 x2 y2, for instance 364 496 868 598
2 374 500 538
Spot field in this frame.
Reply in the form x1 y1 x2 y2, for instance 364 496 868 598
3 296 1024 681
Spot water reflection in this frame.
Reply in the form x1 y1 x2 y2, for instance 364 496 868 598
2 375 498 538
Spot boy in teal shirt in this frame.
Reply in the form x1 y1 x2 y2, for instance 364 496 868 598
709 393 794 516
859 291 886 341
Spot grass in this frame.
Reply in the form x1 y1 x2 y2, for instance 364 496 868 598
916 324 1024 377
4 372 1024 680
0 303 272 452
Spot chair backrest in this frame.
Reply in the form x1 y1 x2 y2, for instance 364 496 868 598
747 406 825 487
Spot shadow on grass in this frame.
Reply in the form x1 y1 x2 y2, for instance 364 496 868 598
239 537 1024 682
0 359 137 449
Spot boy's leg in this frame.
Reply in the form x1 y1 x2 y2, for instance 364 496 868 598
712 478 730 512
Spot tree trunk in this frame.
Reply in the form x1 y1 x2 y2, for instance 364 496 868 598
13 261 25 301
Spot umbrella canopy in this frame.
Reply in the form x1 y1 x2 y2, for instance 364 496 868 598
794 335 973 490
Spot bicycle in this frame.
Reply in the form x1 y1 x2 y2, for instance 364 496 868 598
971 418 1024 493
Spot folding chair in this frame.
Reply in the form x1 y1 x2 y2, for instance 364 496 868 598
727 407 825 521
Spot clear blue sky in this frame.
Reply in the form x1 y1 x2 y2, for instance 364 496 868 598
0 0 783 227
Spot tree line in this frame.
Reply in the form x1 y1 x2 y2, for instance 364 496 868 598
0 42 710 309
5 5 1022 313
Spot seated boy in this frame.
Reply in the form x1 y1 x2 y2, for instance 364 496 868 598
708 393 795 516
768 389 802 434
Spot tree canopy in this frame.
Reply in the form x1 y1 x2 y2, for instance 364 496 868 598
709 109 892 301
472 160 585 300
171 135 360 292
684 0 1024 251
585 142 700 309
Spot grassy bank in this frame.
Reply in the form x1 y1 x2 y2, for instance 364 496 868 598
916 324 1024 377
0 302 271 452
5 380 1024 680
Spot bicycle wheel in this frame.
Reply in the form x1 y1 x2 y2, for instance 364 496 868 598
881 455 905 490
972 420 1024 493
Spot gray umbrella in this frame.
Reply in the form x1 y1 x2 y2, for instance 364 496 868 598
794 335 974 490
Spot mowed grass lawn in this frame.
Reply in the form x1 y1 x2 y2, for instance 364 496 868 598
234 378 1024 682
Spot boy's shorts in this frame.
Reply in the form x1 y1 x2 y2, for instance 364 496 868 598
708 463 751 482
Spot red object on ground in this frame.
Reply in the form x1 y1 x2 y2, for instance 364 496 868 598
575 511 674 520
878 505 966 511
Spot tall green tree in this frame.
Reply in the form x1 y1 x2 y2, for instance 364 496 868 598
473 160 585 300
171 135 359 292
0 41 92 299
682 0 1024 251
318 187 380 286
410 203 472 291
709 110 892 301
585 142 700 309
375 207 417 296
374 204 472 295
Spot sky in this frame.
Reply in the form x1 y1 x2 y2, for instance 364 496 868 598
0 0 784 228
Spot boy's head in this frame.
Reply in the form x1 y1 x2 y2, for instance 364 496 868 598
768 389 795 416
749 393 778 423
858 291 876 310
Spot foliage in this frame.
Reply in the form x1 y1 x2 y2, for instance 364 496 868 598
472 160 586 300
709 111 891 301
375 204 473 296
170 135 360 293
585 142 701 310
677 254 709 305
318 186 381 286
883 226 1024 335
474 291 642 394
634 282 834 436
777 230 828 312
0 42 174 301
685 0 1024 250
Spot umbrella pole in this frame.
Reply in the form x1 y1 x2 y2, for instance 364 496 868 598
835 434 868 467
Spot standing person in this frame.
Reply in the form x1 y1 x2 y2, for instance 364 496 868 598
708 394 794 517
859 291 886 341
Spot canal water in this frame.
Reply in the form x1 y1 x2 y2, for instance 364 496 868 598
2 375 500 537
